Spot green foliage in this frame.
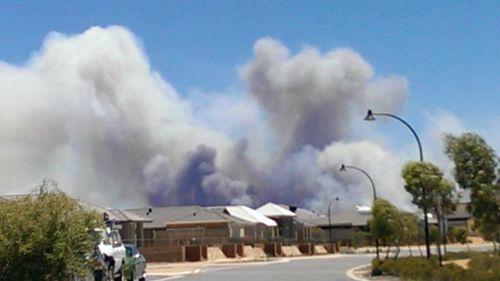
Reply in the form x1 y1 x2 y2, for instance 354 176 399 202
0 180 102 281
373 252 499 281
402 161 444 209
444 132 499 250
401 161 457 262
449 227 468 245
429 225 440 244
372 256 437 280
444 133 497 190
398 211 421 246
401 161 457 214
351 230 371 248
369 199 421 256
369 199 400 246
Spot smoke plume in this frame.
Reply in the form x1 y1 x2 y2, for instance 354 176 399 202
1 26 414 211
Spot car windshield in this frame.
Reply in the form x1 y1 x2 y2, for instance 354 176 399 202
93 229 111 245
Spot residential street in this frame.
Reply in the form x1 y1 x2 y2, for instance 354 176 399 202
147 255 372 281
145 243 495 281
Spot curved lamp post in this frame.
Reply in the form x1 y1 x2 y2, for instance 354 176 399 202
364 109 431 259
340 164 377 199
340 164 380 260
328 197 339 251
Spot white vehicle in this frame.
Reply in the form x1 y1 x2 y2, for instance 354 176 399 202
95 228 126 281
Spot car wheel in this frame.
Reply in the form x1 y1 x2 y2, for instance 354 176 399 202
93 269 104 281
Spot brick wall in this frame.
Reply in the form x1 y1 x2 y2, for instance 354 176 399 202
139 245 185 262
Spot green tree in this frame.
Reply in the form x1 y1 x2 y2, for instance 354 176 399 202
401 161 457 263
0 180 102 281
398 211 420 257
369 199 401 258
450 227 470 251
444 133 500 253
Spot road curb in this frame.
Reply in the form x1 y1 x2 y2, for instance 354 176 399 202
346 263 371 281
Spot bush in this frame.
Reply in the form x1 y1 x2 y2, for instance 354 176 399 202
0 181 102 281
449 227 468 244
372 253 498 281
466 253 500 281
431 264 466 281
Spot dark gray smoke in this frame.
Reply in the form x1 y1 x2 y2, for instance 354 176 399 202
0 26 414 210
241 38 407 154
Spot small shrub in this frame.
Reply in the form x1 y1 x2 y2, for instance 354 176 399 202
394 256 436 280
373 252 500 281
431 264 466 281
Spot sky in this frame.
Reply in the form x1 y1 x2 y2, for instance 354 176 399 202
0 1 498 211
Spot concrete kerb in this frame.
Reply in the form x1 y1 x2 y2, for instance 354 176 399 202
346 263 371 281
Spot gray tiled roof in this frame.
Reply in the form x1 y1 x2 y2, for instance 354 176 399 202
127 206 229 228
314 207 371 227
281 204 371 227
76 200 151 223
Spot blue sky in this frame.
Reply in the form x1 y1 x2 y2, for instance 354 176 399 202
1 1 499 146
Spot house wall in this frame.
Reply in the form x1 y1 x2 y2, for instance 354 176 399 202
119 222 137 244
144 222 233 246
275 217 294 239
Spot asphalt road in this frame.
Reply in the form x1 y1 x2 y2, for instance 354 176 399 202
149 255 372 281
147 243 494 281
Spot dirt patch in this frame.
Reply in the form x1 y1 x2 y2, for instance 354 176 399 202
207 247 227 261
282 246 302 257
243 245 267 259
314 245 328 255
443 258 470 269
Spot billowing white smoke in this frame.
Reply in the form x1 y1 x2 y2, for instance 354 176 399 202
0 26 412 210
317 141 411 209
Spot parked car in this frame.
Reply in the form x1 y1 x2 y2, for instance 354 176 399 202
94 228 126 281
123 244 147 281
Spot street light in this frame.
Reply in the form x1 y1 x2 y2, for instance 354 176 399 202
328 197 339 252
340 164 380 260
364 109 431 259
340 164 377 200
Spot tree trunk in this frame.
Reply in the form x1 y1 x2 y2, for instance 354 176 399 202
417 244 423 257
441 214 448 254
408 243 413 256
436 214 443 266
394 240 401 260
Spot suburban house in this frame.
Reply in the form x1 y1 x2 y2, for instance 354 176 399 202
127 206 240 246
76 200 152 246
444 190 473 233
313 205 373 244
256 203 297 244
208 205 278 243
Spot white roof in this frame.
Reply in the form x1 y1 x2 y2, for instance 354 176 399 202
257 202 296 217
225 206 277 227
355 205 372 214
